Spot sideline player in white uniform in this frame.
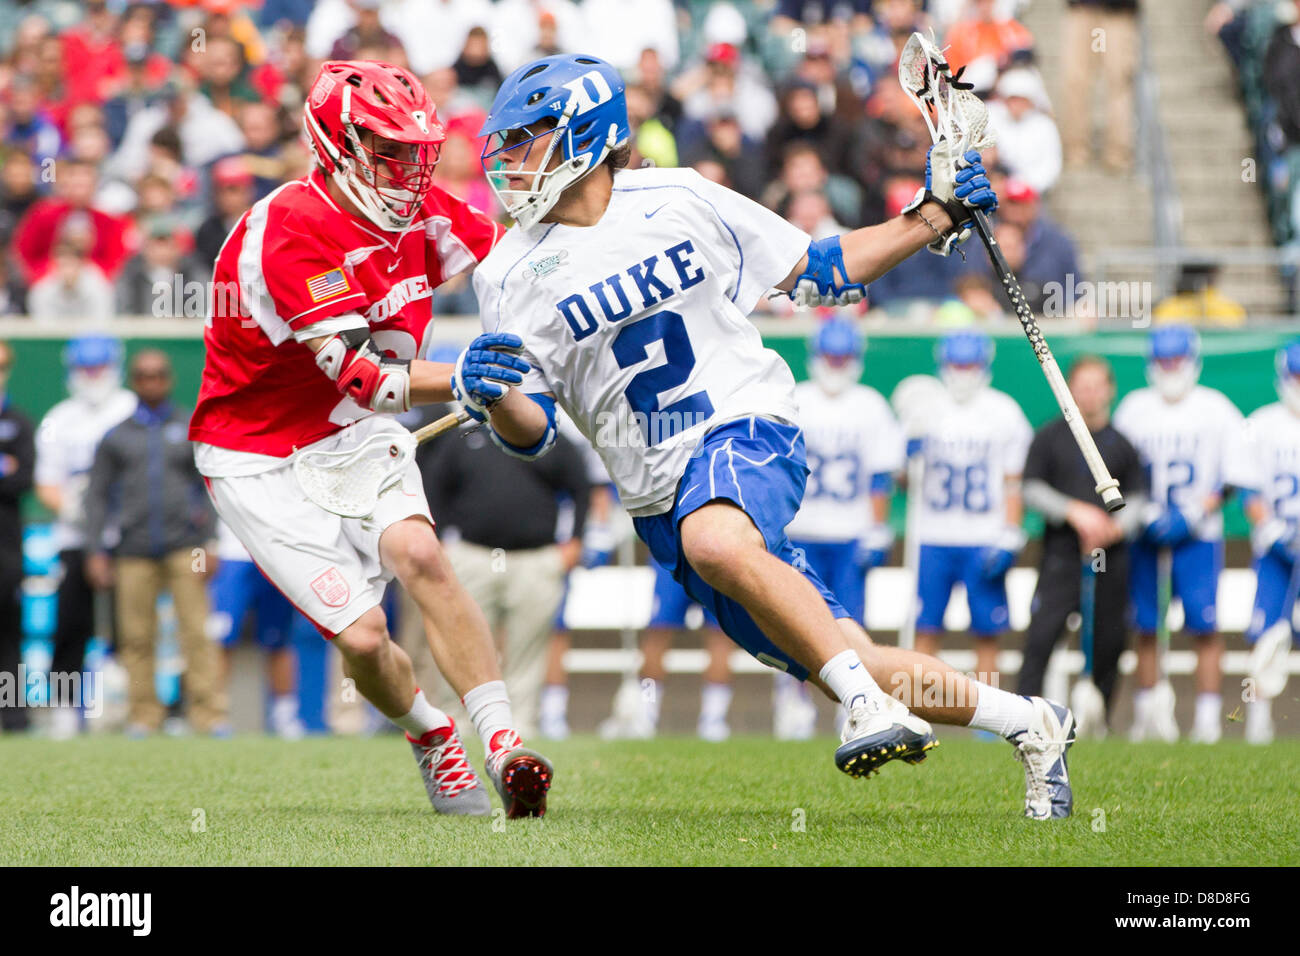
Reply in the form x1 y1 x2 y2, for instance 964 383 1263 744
778 319 903 739
189 61 551 817
1228 341 1300 744
35 335 137 739
461 53 1076 818
1113 325 1245 743
912 331 1032 684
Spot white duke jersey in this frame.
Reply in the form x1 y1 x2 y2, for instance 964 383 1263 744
786 382 904 542
1113 385 1244 541
473 166 810 516
1227 402 1300 528
915 387 1032 547
34 389 138 552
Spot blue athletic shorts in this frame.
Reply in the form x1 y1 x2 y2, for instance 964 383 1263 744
1248 551 1296 643
648 558 720 629
916 544 1010 637
1129 538 1221 634
632 416 850 682
788 539 865 624
210 558 295 650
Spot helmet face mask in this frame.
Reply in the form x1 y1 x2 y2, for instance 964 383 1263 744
936 331 993 404
1146 325 1201 403
808 319 864 396
1276 342 1300 415
303 61 445 233
480 55 630 230
64 335 123 407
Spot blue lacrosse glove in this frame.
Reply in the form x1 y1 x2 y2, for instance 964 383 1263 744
855 526 895 572
580 520 618 569
901 144 997 256
789 234 867 308
1146 506 1193 547
451 332 530 422
979 526 1026 581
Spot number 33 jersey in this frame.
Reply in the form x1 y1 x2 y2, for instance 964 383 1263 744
1113 384 1245 541
473 166 811 516
914 387 1032 547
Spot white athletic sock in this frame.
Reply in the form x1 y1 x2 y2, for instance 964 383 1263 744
463 680 515 750
539 684 568 723
699 682 732 723
1132 687 1151 716
968 683 1035 738
1195 692 1221 729
270 694 299 725
393 690 450 741
1246 698 1272 726
643 679 662 729
818 650 882 710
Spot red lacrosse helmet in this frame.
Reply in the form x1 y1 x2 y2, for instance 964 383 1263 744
303 60 446 232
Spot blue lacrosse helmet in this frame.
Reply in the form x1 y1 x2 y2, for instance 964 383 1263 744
63 334 123 371
936 329 993 370
808 319 864 394
936 330 993 402
479 54 629 230
1146 324 1201 400
1276 339 1300 412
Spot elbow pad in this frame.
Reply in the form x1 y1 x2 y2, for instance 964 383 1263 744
489 393 558 460
789 235 866 308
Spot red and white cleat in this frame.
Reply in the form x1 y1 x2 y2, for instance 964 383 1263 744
407 719 491 816
485 729 554 818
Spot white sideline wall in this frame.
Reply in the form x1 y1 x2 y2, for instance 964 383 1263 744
560 566 1300 678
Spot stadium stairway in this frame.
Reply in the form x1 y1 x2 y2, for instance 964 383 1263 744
1022 0 1287 315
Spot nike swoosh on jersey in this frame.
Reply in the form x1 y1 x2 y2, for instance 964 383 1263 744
386 261 400 273
644 203 669 219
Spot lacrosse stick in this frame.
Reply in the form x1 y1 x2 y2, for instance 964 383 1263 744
898 32 1125 514
1070 559 1107 737
890 374 946 650
1149 546 1179 741
293 408 471 518
1249 550 1300 700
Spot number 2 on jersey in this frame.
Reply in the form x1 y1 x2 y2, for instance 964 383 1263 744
611 309 714 445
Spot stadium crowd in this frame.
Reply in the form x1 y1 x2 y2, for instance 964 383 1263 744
0 0 1089 324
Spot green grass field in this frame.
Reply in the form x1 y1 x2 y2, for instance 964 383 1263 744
4 734 1297 866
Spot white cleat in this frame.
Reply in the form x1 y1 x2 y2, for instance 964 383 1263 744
834 694 937 778
774 694 818 741
407 720 491 816
598 679 656 740
1189 720 1222 745
1245 703 1275 745
1008 697 1076 820
697 717 730 742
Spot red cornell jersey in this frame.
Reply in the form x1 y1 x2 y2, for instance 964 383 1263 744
189 168 503 459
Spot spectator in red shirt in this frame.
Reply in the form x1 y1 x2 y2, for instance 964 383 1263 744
12 158 134 284
60 0 124 107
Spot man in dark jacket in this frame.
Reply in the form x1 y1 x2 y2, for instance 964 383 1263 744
83 349 226 736
1018 355 1148 720
0 340 35 732
401 402 592 738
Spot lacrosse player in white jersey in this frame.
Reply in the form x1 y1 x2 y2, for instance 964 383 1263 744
777 319 904 740
911 330 1032 685
1227 341 1300 744
1113 325 1245 743
457 53 1076 817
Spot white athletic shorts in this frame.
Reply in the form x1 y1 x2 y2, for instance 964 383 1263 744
203 417 432 638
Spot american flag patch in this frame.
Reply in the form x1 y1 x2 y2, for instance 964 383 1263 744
306 268 351 303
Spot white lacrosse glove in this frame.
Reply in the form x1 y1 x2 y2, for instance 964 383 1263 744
901 141 998 256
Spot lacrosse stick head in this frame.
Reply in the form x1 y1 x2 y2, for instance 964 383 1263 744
292 428 417 519
898 32 994 156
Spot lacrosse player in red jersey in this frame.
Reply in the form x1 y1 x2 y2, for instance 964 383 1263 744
189 61 552 818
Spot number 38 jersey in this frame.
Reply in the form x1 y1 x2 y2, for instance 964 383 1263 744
1113 385 1244 541
1227 401 1300 529
473 166 810 516
915 387 1032 547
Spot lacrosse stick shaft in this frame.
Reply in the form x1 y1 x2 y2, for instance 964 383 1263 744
412 408 471 446
1156 546 1172 681
969 211 1125 512
1080 561 1096 679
